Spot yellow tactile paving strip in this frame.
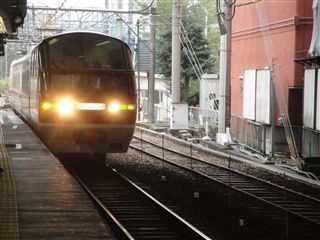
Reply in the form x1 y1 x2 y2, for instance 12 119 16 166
0 126 19 240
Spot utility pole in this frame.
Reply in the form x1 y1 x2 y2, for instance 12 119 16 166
171 0 181 103
217 0 232 143
148 0 157 124
136 19 141 121
170 0 188 130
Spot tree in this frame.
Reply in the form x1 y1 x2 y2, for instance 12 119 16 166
157 6 214 103
135 0 220 104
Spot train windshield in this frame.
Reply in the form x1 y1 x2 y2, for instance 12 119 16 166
46 33 130 70
46 72 133 92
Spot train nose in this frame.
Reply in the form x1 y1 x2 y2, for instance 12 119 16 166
73 131 106 143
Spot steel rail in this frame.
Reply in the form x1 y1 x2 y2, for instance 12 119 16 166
114 168 212 240
65 159 212 240
130 136 320 228
72 174 135 240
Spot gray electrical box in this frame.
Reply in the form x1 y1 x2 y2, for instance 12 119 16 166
200 74 219 111
170 103 188 129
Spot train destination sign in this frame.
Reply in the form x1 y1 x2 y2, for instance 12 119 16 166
76 103 106 110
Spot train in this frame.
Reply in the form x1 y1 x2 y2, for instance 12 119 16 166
9 31 137 158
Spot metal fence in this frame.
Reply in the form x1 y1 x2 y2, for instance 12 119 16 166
154 104 170 124
188 106 219 130
139 105 219 137
231 114 266 154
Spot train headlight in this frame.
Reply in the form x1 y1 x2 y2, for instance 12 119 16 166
42 101 52 110
107 102 136 113
57 98 74 115
127 104 135 110
108 102 120 113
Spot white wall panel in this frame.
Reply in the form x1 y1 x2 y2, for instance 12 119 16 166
243 69 256 120
256 69 271 124
303 69 316 129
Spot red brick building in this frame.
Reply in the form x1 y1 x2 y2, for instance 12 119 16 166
230 0 313 155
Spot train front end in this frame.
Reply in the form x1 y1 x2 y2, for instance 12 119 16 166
37 32 137 154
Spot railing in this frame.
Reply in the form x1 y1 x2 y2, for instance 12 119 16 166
231 114 266 154
188 106 219 130
154 104 170 125
138 105 219 137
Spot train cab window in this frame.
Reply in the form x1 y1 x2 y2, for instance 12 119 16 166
46 34 130 70
48 72 131 92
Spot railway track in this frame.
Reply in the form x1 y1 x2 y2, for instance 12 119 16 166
61 157 211 240
130 136 320 234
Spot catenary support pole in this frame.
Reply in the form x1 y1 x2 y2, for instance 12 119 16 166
137 19 141 121
148 0 157 124
218 0 232 133
171 0 181 103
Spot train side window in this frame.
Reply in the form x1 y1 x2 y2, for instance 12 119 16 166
22 66 29 94
12 63 20 90
31 52 37 76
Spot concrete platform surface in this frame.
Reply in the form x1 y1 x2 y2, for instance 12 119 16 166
0 109 116 240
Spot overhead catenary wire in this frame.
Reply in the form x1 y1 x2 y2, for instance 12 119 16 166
180 22 203 79
29 0 156 41
180 26 217 110
38 0 69 30
255 1 302 169
114 13 153 54
179 20 219 111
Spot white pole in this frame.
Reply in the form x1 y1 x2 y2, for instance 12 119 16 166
218 0 232 133
136 20 141 121
171 0 181 103
148 0 157 124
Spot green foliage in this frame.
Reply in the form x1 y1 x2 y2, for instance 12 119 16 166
187 79 200 106
157 0 220 71
157 20 214 78
135 0 221 104
156 0 218 103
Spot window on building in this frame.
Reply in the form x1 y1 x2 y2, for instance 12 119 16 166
288 87 303 126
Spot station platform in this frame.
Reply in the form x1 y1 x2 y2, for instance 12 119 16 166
0 108 116 239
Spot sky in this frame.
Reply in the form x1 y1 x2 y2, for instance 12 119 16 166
27 0 106 8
